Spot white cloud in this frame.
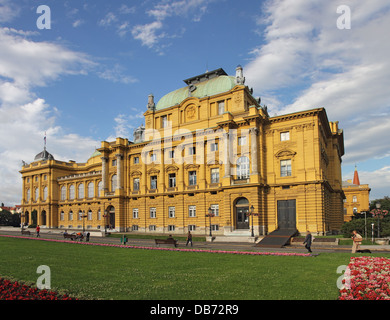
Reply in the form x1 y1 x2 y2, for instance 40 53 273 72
131 20 164 48
0 0 20 23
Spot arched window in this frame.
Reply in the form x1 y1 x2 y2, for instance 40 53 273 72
88 209 92 221
237 156 250 180
87 182 94 198
111 174 117 191
60 211 64 221
69 210 73 220
60 186 66 200
69 185 75 200
26 189 30 202
78 210 83 220
98 181 103 197
78 183 84 199
43 186 48 201
352 196 357 203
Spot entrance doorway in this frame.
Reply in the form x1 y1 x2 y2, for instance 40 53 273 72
277 200 296 229
235 197 249 229
106 206 115 229
40 210 47 226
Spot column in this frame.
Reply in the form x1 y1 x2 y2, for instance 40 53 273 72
116 153 124 190
250 127 259 184
101 156 108 195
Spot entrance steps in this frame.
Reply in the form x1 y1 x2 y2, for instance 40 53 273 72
208 230 263 243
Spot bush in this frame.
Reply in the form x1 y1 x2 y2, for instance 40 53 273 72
341 217 390 238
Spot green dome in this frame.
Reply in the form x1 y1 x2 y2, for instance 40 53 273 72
90 150 101 158
156 75 236 111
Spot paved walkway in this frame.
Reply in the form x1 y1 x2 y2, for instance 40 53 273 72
1 227 389 254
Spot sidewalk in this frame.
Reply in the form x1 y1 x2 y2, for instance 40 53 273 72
1 227 389 254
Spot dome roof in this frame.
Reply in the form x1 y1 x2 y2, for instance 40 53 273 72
155 75 236 111
34 148 54 161
90 150 102 158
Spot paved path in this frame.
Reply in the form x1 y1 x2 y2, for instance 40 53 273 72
1 227 389 254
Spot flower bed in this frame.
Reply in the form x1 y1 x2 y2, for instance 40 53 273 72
339 256 390 300
0 234 311 257
0 278 77 300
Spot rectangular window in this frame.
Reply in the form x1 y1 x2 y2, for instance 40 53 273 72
238 136 247 146
168 225 175 232
133 208 139 219
150 207 156 218
161 115 168 128
211 204 219 217
280 131 290 141
211 224 219 231
168 150 175 159
168 206 175 218
188 146 196 155
149 225 156 231
210 143 218 152
211 168 219 183
133 178 140 191
189 171 197 186
188 225 196 231
189 205 196 217
132 225 139 231
218 101 225 115
280 159 292 177
150 153 157 162
168 173 176 188
112 159 117 166
150 176 157 189
134 157 139 164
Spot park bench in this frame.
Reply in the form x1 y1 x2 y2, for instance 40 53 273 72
21 230 31 235
63 233 76 241
155 238 178 247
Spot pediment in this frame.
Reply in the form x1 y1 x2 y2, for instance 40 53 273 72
275 149 297 159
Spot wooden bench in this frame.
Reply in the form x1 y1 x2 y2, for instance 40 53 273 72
155 238 178 247
63 233 76 241
21 230 31 235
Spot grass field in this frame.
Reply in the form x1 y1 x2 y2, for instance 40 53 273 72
1 237 389 300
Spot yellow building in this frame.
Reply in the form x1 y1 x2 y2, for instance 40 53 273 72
20 66 345 236
342 167 371 221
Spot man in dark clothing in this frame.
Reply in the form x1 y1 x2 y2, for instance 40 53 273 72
303 230 312 253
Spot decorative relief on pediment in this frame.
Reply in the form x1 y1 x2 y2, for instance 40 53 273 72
275 149 297 159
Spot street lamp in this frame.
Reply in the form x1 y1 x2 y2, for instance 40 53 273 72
206 206 215 237
82 211 88 233
249 205 255 237
376 202 381 238
361 211 367 240
371 223 375 243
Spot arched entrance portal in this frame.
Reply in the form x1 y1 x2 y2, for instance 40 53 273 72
40 210 47 226
106 206 115 229
235 197 249 229
23 211 30 226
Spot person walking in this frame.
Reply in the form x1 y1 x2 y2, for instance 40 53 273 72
186 231 193 247
36 225 40 238
303 230 312 253
351 230 362 253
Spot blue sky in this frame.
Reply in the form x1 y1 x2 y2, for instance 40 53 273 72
0 0 390 205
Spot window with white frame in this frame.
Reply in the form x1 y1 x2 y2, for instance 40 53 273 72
237 156 250 179
35 187 39 201
78 211 83 220
280 131 290 141
149 225 156 231
69 185 75 200
210 204 219 216
61 186 66 201
60 211 64 221
218 101 225 115
238 136 247 146
189 205 196 217
69 211 73 220
134 156 139 164
211 168 219 183
168 173 176 188
87 182 94 198
26 189 30 202
280 159 292 177
168 206 175 218
150 152 157 162
161 115 168 128
98 209 101 220
43 186 48 201
133 178 140 191
78 183 84 199
352 196 357 203
189 171 197 186
111 175 117 191
98 181 103 197
168 225 175 232
210 142 218 152
150 175 157 189
88 210 92 221
188 146 196 155
133 208 139 219
150 207 156 218
188 225 196 231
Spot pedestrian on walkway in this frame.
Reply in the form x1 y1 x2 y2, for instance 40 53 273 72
36 225 40 238
186 231 193 247
351 230 362 253
303 230 312 253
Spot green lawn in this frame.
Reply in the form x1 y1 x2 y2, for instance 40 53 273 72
1 237 388 300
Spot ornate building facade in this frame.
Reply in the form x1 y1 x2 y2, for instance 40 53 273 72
20 67 345 236
342 166 371 222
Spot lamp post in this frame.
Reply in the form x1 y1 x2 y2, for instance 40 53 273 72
371 223 375 243
361 211 367 240
206 206 215 237
376 203 381 238
82 211 88 233
247 205 260 238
